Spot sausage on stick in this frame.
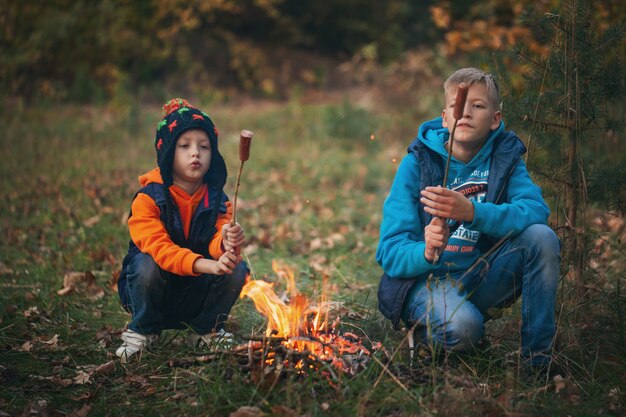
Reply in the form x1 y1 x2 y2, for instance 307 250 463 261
433 83 469 263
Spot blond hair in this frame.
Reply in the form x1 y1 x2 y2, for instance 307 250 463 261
444 68 501 110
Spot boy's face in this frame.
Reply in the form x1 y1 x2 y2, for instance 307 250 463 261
442 82 502 149
172 129 211 188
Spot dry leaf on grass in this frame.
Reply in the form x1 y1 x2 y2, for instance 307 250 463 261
18 341 33 352
0 262 14 274
230 406 263 417
57 271 105 299
109 270 120 292
42 334 60 348
74 370 92 385
23 306 39 318
83 215 101 227
94 360 115 375
270 405 299 417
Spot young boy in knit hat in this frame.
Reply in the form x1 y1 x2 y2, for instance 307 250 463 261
376 68 560 374
116 98 247 363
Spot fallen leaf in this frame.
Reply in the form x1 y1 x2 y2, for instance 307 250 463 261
310 237 323 251
23 306 39 318
42 334 60 349
90 288 105 300
271 405 298 417
125 374 149 385
53 376 74 387
230 406 263 417
608 387 622 411
94 360 115 375
0 262 14 274
58 271 93 295
58 271 105 299
83 215 101 227
19 341 33 352
109 270 120 292
74 370 92 385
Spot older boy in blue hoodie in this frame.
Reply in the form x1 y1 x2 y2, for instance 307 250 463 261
376 68 560 369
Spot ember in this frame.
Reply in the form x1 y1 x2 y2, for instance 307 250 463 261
239 260 374 376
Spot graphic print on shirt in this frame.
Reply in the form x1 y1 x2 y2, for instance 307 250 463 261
446 168 488 254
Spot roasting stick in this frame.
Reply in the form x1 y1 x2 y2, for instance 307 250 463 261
432 83 469 263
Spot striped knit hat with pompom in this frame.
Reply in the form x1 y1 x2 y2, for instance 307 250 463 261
154 98 227 188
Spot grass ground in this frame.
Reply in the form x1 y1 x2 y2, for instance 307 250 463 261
0 98 624 416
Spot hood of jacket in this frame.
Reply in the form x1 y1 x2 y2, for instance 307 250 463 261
414 116 505 170
138 168 165 187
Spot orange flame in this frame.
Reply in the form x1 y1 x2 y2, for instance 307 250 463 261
240 260 367 363
240 260 329 340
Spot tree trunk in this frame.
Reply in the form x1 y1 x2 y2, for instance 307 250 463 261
566 128 584 293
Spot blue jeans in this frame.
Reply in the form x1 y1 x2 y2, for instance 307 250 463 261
118 253 247 335
403 224 560 365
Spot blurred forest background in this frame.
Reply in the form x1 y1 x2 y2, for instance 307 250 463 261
1 1 625 416
2 0 623 101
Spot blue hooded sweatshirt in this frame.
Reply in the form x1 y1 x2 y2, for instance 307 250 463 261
376 117 549 328
375 117 549 325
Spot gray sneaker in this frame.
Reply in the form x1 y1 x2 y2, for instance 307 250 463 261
187 329 235 350
115 330 159 363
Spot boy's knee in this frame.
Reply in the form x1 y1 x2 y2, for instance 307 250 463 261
431 307 483 352
224 263 248 292
130 254 163 286
521 224 560 255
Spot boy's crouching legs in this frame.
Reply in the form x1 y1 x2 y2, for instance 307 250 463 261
405 279 484 352
188 262 248 335
117 253 164 362
516 224 560 366
123 253 167 335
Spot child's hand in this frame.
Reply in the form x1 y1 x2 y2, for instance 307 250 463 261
192 252 242 275
222 223 246 254
424 217 450 263
420 186 474 223
214 251 242 275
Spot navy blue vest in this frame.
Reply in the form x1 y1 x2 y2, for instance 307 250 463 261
119 183 226 283
377 130 527 329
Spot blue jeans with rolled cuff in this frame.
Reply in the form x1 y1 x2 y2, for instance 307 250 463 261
118 253 247 336
402 224 560 366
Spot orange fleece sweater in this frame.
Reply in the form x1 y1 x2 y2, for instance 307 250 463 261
128 168 231 276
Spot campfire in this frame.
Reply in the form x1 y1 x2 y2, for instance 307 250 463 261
169 260 378 380
238 260 375 377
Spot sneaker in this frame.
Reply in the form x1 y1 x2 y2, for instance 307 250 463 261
115 330 159 363
187 329 235 350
